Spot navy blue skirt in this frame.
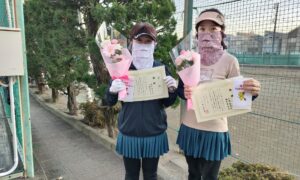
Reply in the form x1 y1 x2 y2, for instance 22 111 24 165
176 124 231 161
116 132 169 159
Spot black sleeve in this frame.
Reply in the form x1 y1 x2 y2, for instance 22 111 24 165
104 80 118 106
176 78 186 100
161 65 178 107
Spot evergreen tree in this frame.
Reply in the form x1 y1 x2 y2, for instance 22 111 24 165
96 0 178 76
76 0 178 137
25 0 49 93
25 0 178 136
25 0 89 115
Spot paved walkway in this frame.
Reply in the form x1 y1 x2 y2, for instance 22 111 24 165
29 97 125 180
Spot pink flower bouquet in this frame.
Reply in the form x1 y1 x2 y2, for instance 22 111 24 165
175 50 200 110
100 39 132 100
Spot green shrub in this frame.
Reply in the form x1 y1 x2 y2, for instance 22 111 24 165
219 161 295 180
79 101 105 128
95 84 108 99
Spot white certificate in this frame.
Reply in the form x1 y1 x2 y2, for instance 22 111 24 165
122 66 169 102
191 78 251 123
232 78 252 109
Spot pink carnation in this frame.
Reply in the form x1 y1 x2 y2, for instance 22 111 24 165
102 43 117 57
100 39 124 63
175 57 183 66
180 50 187 55
175 50 199 71
111 39 118 44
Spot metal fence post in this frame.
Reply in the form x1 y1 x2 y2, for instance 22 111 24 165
180 0 193 123
16 0 34 177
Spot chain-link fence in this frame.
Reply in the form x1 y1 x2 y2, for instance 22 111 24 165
229 65 300 176
173 0 300 65
170 0 300 177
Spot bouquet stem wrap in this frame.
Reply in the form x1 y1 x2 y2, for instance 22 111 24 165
176 51 201 110
111 75 129 99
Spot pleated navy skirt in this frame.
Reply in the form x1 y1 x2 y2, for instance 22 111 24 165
176 124 231 161
116 132 169 159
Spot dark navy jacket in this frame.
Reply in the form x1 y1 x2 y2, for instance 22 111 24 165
105 60 177 137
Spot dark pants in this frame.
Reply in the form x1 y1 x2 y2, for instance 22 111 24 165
185 155 221 180
123 157 159 180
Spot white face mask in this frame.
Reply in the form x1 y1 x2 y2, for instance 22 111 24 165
132 41 155 70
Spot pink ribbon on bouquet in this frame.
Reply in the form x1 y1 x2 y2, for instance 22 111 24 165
100 46 132 101
112 75 129 81
112 75 129 100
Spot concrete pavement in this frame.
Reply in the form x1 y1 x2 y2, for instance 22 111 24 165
27 97 125 180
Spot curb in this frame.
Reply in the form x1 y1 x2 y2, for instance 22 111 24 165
29 90 116 152
29 90 187 180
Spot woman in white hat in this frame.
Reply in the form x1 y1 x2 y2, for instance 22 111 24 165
176 8 261 180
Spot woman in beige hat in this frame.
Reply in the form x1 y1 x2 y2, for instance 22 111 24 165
176 8 261 180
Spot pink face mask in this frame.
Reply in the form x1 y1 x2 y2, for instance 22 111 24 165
197 32 224 66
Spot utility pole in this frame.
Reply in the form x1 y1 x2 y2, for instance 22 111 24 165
183 0 193 36
272 3 279 54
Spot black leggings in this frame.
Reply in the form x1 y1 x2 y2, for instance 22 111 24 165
123 157 159 180
185 155 221 180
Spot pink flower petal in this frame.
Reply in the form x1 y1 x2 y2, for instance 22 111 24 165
111 39 118 44
180 50 187 55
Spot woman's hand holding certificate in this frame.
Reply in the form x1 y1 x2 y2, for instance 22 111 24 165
191 77 253 123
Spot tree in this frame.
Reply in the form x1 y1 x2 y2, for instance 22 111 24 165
75 0 118 138
46 1 89 114
79 0 178 81
102 0 178 76
25 0 89 115
75 0 178 137
26 0 178 137
25 0 49 94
